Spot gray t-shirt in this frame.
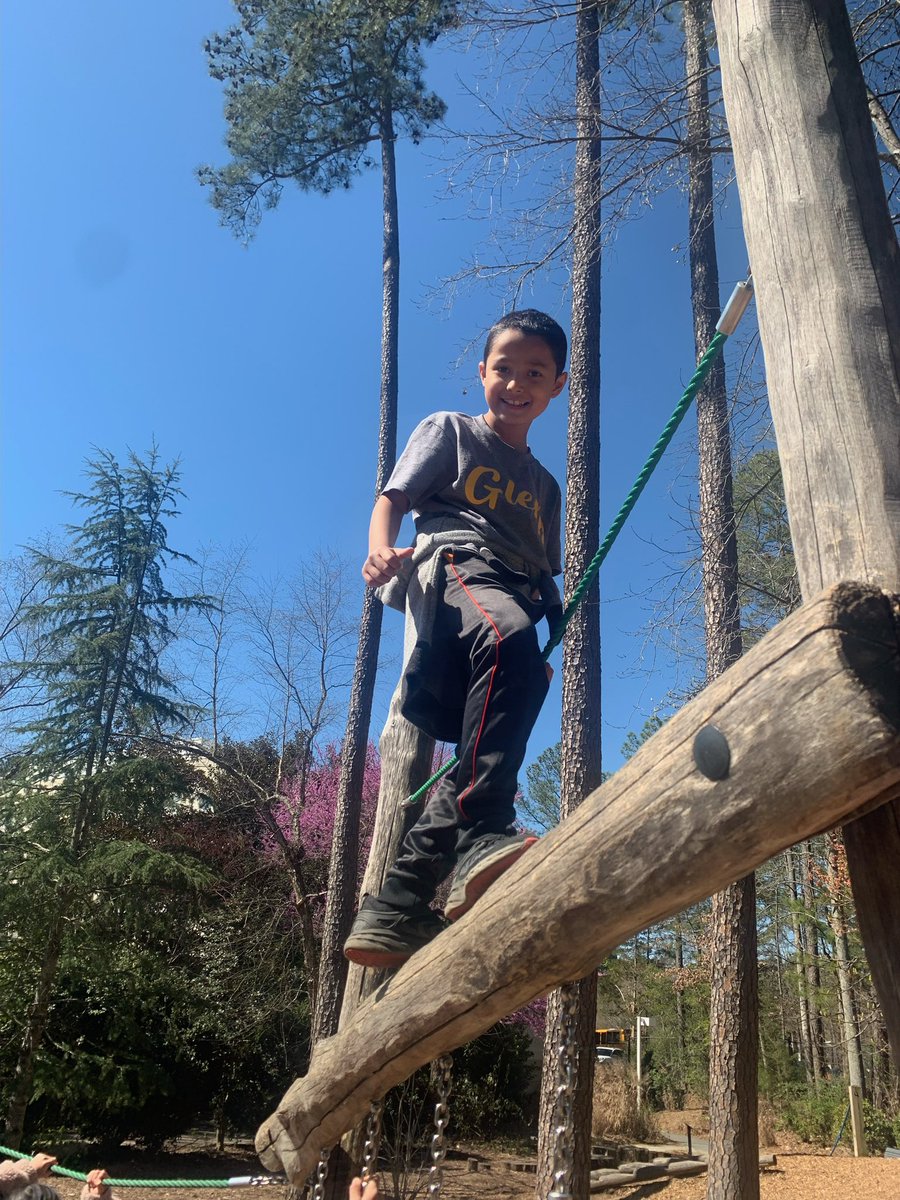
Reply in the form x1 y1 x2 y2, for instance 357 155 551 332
384 411 562 579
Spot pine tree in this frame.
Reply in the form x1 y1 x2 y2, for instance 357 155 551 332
680 2 759 1195
2 446 209 1144
536 2 604 1194
199 0 456 1043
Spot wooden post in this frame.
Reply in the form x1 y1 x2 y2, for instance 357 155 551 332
327 611 435 1197
256 584 900 1184
710 0 900 1062
848 1084 868 1158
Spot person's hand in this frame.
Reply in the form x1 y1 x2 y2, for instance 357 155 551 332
31 1155 57 1178
85 1169 111 1197
349 1178 378 1200
362 544 414 588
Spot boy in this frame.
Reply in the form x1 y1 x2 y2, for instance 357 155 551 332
343 309 568 968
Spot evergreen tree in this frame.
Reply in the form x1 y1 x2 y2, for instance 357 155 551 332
537 4 605 1193
199 0 456 1046
680 2 759 1193
2 447 209 1145
524 742 562 831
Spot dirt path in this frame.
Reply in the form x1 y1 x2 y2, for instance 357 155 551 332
45 1142 899 1200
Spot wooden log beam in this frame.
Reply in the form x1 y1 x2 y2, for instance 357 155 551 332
256 583 900 1184
710 0 900 1062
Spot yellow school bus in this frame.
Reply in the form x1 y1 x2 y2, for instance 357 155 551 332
595 1027 630 1048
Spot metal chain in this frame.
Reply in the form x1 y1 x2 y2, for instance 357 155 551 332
360 1098 384 1185
310 1150 329 1200
547 985 580 1200
427 1054 454 1199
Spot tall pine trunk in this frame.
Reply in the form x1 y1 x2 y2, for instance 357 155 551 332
798 841 826 1082
536 3 602 1194
827 835 866 1094
314 106 400 1045
785 849 817 1086
681 3 759 1197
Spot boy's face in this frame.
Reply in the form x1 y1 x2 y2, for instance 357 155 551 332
479 329 567 449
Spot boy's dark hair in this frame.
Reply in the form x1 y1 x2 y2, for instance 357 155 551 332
483 309 568 377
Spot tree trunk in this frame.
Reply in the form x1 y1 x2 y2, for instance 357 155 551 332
786 849 817 1087
710 0 900 1065
827 834 866 1094
314 107 400 1045
325 678 434 1200
867 90 900 170
798 841 827 1081
674 919 687 1108
706 879 759 1198
536 3 602 1196
772 866 788 1048
682 3 759 1196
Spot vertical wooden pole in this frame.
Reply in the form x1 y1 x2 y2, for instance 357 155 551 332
711 0 900 1062
848 1084 868 1158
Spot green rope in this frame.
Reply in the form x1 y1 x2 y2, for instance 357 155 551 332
403 328 731 808
542 329 729 657
0 1146 258 1189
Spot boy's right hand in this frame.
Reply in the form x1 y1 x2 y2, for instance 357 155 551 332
362 544 414 588
32 1155 58 1177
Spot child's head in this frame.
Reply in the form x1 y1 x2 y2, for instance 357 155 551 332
479 309 568 449
483 309 568 378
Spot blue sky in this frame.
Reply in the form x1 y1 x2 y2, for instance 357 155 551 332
2 2 753 776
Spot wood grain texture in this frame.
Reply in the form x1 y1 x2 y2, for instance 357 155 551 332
256 583 900 1184
711 0 900 597
711 0 900 1063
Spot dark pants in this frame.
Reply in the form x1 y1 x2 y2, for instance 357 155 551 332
378 551 550 910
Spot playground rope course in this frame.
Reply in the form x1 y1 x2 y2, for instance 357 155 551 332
404 272 755 807
3 275 754 1195
0 1146 284 1190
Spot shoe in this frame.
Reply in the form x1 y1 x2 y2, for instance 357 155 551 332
343 896 446 968
444 833 538 922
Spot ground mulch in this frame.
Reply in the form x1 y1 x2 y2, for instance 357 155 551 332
42 1135 900 1200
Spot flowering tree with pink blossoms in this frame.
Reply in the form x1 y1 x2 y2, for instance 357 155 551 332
272 742 381 934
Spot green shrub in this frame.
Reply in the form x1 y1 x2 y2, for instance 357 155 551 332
780 1082 845 1146
863 1102 895 1155
451 1023 538 1137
